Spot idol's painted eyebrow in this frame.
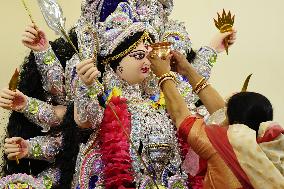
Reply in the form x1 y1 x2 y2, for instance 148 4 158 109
129 50 146 56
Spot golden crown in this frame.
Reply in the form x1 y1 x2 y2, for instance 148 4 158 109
214 9 235 33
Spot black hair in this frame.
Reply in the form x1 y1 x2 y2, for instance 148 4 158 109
227 92 273 131
53 103 92 189
186 49 196 63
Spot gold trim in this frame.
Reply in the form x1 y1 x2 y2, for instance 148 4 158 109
102 31 152 64
162 32 185 42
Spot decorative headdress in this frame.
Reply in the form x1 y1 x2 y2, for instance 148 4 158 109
81 0 192 56
81 0 131 26
96 2 158 62
81 0 104 27
158 0 174 15
161 20 192 55
81 0 174 25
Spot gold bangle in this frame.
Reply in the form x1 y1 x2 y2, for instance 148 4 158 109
195 82 210 94
194 77 206 92
158 76 176 88
158 72 177 84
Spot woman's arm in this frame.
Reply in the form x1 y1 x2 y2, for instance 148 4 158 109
172 51 225 115
148 51 226 126
161 79 191 127
37 166 61 187
148 53 191 127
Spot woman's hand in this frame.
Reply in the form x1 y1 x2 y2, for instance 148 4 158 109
4 137 29 160
147 51 172 77
209 29 237 53
0 88 27 111
170 50 192 76
76 57 101 86
22 24 49 52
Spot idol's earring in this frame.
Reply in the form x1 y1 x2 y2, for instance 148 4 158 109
102 64 123 91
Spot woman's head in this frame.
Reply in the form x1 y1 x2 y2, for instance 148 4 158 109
226 92 273 131
98 31 154 85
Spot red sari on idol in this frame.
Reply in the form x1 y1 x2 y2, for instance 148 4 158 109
179 116 284 189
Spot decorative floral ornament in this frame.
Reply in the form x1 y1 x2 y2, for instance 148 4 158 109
105 86 123 103
150 92 166 109
99 96 135 188
0 174 48 189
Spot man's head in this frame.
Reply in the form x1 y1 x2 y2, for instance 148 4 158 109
226 92 273 131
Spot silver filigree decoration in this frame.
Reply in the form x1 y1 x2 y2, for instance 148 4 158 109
36 0 66 35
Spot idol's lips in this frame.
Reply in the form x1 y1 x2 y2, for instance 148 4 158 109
141 67 150 73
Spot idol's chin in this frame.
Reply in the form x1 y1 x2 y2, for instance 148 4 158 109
141 73 150 80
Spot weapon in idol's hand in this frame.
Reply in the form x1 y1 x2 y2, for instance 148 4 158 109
9 69 19 92
36 0 107 104
8 69 20 164
214 9 235 55
36 0 82 60
21 0 41 44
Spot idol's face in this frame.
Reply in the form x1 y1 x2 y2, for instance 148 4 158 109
116 42 152 85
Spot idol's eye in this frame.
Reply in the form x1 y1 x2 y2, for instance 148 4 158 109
132 52 145 60
129 50 146 60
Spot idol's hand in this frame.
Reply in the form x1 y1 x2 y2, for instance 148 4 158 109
0 88 27 111
76 57 101 86
147 51 172 77
22 24 49 52
209 29 237 53
4 137 29 160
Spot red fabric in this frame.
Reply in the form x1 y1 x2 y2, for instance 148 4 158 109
257 125 284 143
198 158 207 176
178 116 206 188
190 159 207 189
178 116 197 142
99 97 135 189
190 175 204 189
205 126 253 189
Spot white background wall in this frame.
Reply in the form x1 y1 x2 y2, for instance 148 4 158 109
0 0 283 132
